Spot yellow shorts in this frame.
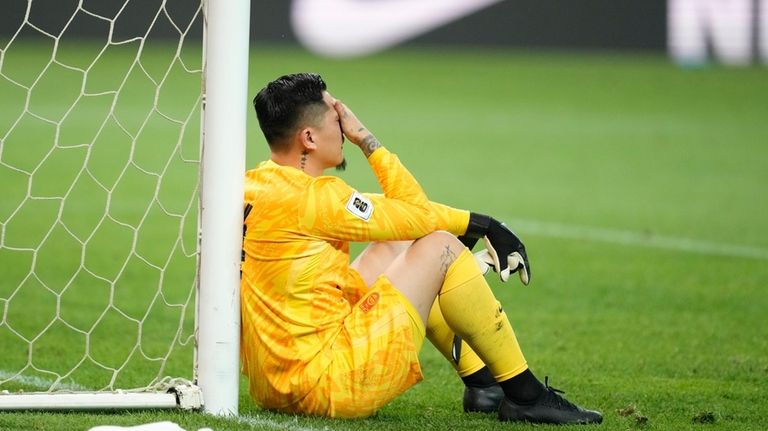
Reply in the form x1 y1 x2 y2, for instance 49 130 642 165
283 272 426 418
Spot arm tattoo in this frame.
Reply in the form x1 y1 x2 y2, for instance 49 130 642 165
360 134 381 158
440 245 457 277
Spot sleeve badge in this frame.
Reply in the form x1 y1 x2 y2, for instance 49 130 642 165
345 191 374 221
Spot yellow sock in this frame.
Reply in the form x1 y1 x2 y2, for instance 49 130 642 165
426 299 485 377
438 249 528 382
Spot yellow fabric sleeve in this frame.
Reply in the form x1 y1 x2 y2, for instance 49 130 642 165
298 147 469 241
428 201 470 236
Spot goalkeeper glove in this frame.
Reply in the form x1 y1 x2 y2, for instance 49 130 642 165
459 212 531 285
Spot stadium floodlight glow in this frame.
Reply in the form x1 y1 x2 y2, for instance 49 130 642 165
0 0 248 415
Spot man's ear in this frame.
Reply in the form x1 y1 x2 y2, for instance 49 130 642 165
298 127 317 152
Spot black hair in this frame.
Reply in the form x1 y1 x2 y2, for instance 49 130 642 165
253 73 328 151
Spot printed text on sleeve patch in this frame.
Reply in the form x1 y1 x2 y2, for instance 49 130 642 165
345 191 374 221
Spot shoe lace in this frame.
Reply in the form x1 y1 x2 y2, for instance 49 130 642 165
540 376 579 411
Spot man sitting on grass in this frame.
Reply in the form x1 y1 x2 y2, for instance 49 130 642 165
240 72 602 424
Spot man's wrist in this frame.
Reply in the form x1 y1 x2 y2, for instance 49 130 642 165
465 212 492 238
457 212 491 249
359 134 382 158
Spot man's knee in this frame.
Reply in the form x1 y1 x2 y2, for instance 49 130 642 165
414 230 465 253
352 241 413 286
373 240 413 258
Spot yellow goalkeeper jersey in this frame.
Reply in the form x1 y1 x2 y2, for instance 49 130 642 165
240 147 469 409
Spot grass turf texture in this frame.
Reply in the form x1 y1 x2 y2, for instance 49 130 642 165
2 43 768 430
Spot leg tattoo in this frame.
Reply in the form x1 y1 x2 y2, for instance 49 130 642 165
440 245 457 277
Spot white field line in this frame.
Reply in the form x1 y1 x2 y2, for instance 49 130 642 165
509 218 768 261
229 415 330 431
0 370 89 392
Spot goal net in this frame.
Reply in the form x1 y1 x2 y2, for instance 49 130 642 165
0 0 247 414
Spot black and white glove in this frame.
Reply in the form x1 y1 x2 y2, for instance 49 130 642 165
458 212 531 285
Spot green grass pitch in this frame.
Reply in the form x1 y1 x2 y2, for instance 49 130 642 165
1 42 768 430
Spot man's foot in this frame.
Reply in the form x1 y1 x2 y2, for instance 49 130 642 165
498 378 603 424
463 384 505 413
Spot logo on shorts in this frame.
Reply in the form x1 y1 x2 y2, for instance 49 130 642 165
359 292 380 313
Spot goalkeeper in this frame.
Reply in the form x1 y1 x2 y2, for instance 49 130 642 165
240 72 602 425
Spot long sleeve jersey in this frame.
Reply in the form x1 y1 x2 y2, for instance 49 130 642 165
240 147 468 407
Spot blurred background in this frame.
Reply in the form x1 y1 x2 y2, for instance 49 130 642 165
1 1 767 428
2 0 763 61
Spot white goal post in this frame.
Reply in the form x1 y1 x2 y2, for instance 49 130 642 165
0 0 249 416
196 0 250 416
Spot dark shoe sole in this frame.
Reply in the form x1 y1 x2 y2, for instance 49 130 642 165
499 396 603 424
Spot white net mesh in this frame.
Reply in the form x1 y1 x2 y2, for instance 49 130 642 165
0 0 203 394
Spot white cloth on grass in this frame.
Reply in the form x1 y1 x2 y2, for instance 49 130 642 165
88 421 212 431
